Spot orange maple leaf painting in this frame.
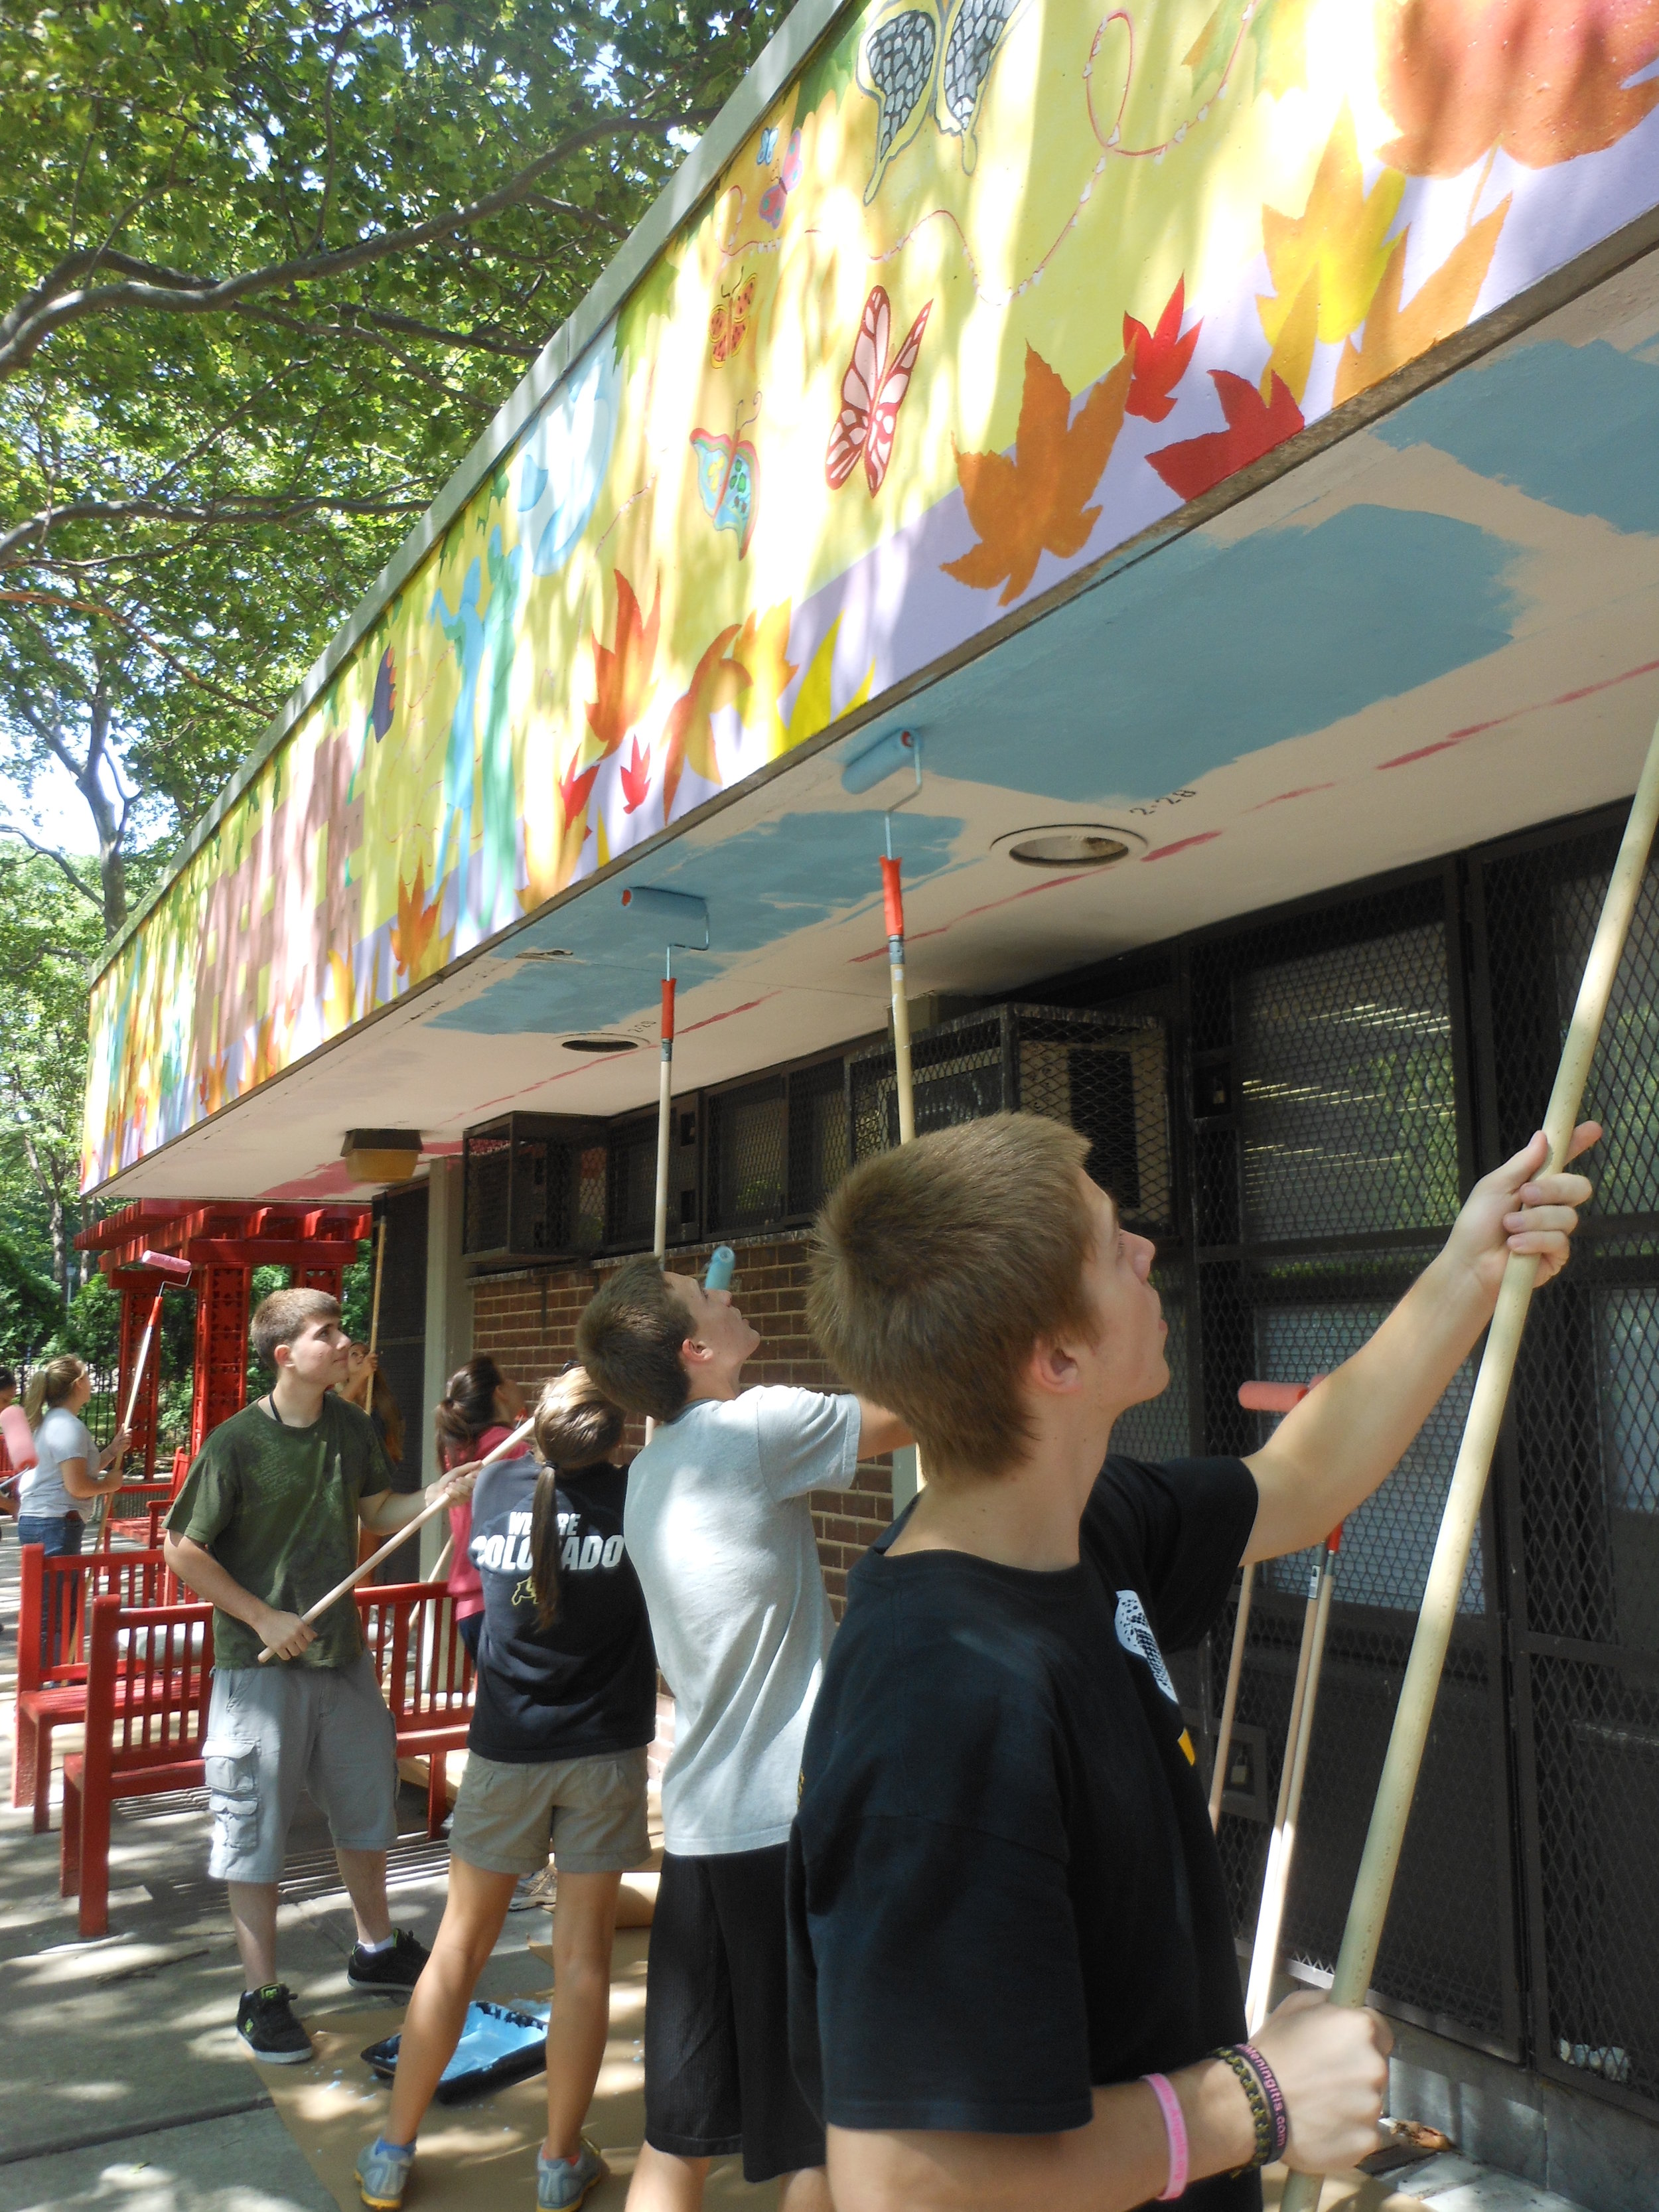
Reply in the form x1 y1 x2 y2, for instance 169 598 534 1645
1125 279 1201 423
585 571 662 759
1146 371 1305 502
661 626 751 820
390 857 444 981
943 345 1135 607
1334 198 1510 404
1378 0 1659 175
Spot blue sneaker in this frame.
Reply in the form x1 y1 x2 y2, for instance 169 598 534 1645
356 2136 416 2211
537 2139 605 2210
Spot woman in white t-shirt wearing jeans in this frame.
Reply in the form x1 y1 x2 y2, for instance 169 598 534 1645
17 1355 130 1655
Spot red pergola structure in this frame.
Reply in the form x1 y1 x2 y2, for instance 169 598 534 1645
74 1201 372 1479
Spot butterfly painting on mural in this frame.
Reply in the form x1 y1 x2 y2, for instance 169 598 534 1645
691 402 761 557
709 275 757 366
857 0 1031 202
757 125 778 163
826 287 932 497
758 130 802 228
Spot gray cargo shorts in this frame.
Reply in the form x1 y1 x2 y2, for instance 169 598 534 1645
202 1653 399 1884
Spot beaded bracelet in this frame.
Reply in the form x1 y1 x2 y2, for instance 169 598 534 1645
1210 2042 1289 2170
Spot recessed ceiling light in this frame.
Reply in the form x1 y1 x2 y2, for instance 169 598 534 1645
515 946 573 961
1000 826 1136 868
561 1035 640 1054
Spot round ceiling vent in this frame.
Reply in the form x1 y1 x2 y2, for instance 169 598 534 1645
561 1035 640 1054
993 823 1143 868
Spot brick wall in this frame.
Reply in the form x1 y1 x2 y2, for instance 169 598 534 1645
469 1230 895 1613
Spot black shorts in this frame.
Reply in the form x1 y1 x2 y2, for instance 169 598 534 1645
644 1844 827 2183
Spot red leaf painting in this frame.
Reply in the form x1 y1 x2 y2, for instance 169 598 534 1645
1124 279 1202 423
1145 370 1305 502
557 753 601 840
620 735 652 815
585 571 661 759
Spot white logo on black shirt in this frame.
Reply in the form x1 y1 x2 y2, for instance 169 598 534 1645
1115 1589 1178 1704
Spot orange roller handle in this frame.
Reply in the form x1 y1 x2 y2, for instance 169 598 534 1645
880 854 904 941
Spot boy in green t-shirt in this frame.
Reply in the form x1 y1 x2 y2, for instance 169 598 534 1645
165 1288 476 2064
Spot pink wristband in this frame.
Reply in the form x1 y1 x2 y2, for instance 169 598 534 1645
1144 2072 1189 2201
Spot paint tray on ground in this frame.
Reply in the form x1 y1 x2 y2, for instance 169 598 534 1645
361 1998 551 2101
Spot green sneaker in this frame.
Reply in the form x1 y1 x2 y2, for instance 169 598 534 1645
537 2140 605 2211
356 2135 415 2211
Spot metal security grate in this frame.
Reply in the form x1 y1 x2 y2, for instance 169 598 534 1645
849 1003 1173 1232
463 1113 608 1263
1189 880 1515 2049
702 1055 851 1240
1477 820 1659 2110
606 1099 700 1250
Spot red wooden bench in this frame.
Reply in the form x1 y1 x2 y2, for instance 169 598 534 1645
60 1593 214 1938
357 1581 476 1838
12 1544 174 1831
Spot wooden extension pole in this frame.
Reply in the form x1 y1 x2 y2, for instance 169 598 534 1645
1246 1529 1341 2033
1280 718 1659 2212
255 1413 536 1661
655 974 676 1261
1208 1564 1255 1831
368 1217 388 1356
1212 1380 1319 1830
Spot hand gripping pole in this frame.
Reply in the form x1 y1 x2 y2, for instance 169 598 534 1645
1280 713 1659 2212
255 1414 538 1662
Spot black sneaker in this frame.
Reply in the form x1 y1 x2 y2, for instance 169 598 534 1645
347 1929 429 1993
237 1983 313 2064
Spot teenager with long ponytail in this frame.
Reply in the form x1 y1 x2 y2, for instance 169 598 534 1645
357 1368 656 2212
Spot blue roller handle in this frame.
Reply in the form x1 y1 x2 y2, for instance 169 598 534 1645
704 1246 735 1291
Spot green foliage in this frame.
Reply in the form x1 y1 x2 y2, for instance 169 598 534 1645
0 0 793 936
46 1267 121 1366
340 1240 374 1344
0 1227 66 1362
0 853 104 1291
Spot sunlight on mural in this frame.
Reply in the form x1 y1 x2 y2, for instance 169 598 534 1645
83 0 1659 1187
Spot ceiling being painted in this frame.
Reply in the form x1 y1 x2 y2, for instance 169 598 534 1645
107 250 1659 1203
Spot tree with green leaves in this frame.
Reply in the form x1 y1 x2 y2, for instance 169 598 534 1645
1 0 789 934
0 849 111 1295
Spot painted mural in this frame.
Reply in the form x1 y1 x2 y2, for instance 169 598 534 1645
83 0 1659 1187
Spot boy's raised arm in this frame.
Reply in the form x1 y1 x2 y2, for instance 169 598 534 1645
855 1400 913 1457
1244 1124 1599 1564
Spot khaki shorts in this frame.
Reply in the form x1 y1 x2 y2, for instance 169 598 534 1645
448 1745 651 1876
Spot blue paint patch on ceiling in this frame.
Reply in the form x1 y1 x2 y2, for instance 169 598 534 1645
431 808 962 1035
913 504 1521 804
1370 338 1659 540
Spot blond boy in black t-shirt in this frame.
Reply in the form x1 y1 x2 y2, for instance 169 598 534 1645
165 1288 474 2064
794 1109 1595 2212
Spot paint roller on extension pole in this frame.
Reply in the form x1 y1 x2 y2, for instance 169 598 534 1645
1208 1379 1321 1830
255 1413 538 1662
1280 711 1659 2212
95 1249 193 1549
620 886 711 1260
843 729 922 1145
368 1217 387 1357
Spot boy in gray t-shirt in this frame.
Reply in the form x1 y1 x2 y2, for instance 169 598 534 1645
577 1258 908 2212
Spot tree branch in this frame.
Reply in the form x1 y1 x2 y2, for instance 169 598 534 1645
0 825 102 910
0 488 431 566
0 107 715 379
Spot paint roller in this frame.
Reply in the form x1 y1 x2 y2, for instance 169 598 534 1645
95 1249 193 1549
619 885 710 1261
255 1413 539 1662
1208 1378 1323 1830
842 729 922 1145
1280 712 1659 2212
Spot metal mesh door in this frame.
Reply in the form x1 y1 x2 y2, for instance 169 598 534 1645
1478 820 1659 2111
1190 877 1518 2051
